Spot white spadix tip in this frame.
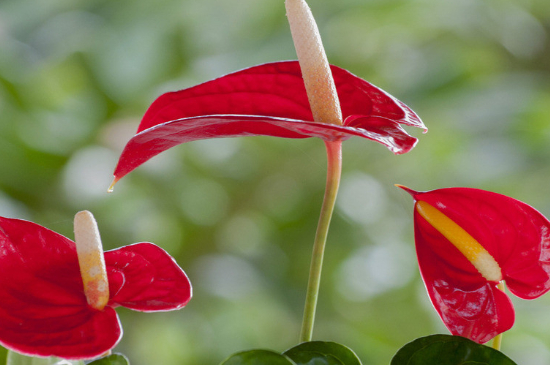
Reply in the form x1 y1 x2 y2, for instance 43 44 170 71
285 0 342 126
74 211 102 252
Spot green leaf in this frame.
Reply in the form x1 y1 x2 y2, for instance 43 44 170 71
284 352 342 365
6 351 84 365
220 350 297 365
0 346 7 365
283 342 362 365
87 354 129 365
391 335 517 365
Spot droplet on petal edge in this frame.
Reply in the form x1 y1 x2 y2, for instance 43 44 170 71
107 178 118 193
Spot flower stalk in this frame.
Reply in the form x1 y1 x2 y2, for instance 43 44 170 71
300 140 342 342
492 281 506 351
285 0 344 342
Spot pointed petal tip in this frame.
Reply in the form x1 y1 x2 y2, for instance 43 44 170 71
395 184 417 196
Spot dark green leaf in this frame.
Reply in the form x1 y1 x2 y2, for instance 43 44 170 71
284 342 361 365
0 346 7 365
391 335 517 365
87 354 129 365
220 350 297 365
284 352 342 365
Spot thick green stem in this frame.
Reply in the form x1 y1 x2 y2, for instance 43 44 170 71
300 140 342 343
491 281 506 351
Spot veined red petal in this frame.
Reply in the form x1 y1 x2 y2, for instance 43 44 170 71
428 278 514 344
0 217 192 359
112 61 424 183
413 208 514 343
411 188 550 299
0 306 121 360
0 217 121 359
106 242 192 311
137 61 425 133
112 115 418 181
400 186 550 343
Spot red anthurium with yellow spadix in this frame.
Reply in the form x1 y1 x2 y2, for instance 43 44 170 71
109 60 425 189
0 211 191 360
398 185 550 344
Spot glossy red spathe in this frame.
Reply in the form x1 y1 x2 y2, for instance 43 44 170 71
0 216 192 360
399 186 550 344
112 61 425 184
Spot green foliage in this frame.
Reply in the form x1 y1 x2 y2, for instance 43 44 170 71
6 351 83 365
391 335 517 365
0 346 7 365
88 354 129 365
221 342 362 365
284 342 362 365
220 350 296 365
3 351 126 365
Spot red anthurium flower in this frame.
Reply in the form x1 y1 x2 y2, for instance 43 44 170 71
398 186 550 344
0 213 192 360
111 61 425 186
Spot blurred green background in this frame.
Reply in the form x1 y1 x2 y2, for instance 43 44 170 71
1 0 550 364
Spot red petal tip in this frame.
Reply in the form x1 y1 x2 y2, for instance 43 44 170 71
395 184 417 197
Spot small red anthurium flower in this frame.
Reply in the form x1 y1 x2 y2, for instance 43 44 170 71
0 211 192 360
110 61 426 189
398 186 550 344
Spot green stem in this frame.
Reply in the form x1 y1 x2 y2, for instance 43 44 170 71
491 281 506 351
300 140 342 343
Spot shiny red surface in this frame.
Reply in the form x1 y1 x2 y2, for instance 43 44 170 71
400 187 550 343
0 217 191 359
113 61 425 182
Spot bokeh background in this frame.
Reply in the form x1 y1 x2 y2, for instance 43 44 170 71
1 0 550 364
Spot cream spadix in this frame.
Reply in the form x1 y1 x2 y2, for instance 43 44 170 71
74 210 109 311
285 0 342 126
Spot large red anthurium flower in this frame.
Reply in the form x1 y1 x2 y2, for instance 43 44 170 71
111 61 425 186
398 186 550 344
0 214 192 360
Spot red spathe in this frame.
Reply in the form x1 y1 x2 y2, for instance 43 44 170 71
400 187 550 343
113 61 425 182
0 217 192 360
